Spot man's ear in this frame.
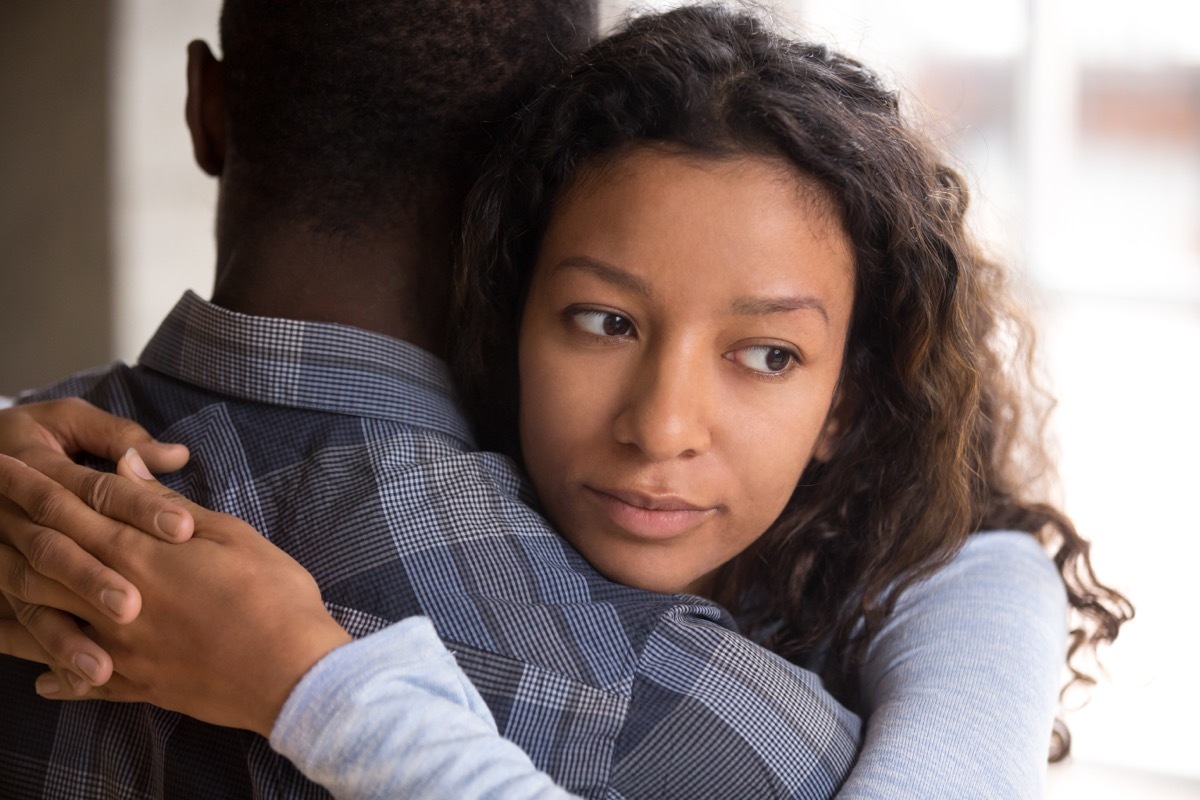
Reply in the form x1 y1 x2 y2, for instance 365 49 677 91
185 40 226 177
813 388 854 464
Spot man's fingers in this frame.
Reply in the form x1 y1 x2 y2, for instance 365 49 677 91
22 398 189 473
0 464 145 623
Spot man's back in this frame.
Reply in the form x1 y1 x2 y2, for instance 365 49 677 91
0 293 859 798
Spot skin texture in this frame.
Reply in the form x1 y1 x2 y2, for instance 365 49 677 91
0 449 350 737
0 400 193 689
519 149 854 596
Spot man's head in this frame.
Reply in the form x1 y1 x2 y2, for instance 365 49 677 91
192 0 597 238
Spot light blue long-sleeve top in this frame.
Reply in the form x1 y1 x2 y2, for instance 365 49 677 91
271 530 1067 799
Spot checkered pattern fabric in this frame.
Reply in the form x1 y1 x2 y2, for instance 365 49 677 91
0 292 860 799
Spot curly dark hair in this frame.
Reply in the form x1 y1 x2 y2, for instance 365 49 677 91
452 3 1132 760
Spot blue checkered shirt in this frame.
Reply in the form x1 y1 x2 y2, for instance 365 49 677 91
0 292 860 799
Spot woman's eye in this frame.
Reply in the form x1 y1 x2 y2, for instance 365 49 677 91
571 310 634 337
731 345 798 375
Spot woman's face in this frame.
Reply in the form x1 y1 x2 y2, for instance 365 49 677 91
518 148 855 595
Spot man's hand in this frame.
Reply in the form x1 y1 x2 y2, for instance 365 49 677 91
0 399 194 688
4 451 352 737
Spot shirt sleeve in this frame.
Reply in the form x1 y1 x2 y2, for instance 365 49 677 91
270 616 582 800
835 530 1067 800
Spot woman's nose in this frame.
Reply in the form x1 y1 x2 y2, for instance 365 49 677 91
612 345 713 461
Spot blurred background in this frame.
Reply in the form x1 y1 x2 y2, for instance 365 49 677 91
1 1 1197 796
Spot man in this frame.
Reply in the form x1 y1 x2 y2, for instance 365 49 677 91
0 2 860 797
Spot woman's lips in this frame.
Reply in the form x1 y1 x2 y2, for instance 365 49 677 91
585 486 718 539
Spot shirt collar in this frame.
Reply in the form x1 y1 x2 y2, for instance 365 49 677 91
138 291 475 446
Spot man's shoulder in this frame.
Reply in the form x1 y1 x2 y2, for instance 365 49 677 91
600 603 861 798
18 361 131 406
439 587 859 798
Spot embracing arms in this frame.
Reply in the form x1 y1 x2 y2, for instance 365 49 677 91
0 436 349 733
0 401 580 800
0 400 1066 798
0 398 192 689
838 532 1067 799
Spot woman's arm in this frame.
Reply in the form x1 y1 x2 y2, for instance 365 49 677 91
0 450 353 732
837 531 1067 800
0 448 579 800
272 617 578 799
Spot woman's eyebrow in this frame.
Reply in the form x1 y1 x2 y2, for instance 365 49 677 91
551 256 829 325
731 295 829 324
552 256 653 298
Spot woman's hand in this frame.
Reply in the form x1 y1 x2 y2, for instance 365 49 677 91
3 450 352 737
0 591 52 666
0 399 194 688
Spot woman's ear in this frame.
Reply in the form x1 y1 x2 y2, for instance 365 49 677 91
185 40 226 177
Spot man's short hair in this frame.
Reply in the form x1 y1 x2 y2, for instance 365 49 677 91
219 0 596 233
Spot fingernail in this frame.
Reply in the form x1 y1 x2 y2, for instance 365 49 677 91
125 447 153 480
156 511 182 537
65 672 86 695
74 653 101 683
100 588 127 616
36 674 61 696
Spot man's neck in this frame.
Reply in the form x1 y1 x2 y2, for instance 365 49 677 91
209 226 451 357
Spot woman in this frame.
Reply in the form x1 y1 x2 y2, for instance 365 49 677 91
0 5 1130 798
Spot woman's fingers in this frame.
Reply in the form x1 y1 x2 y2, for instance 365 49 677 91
0 594 52 666
36 669 140 702
21 604 114 688
0 448 214 632
114 449 198 512
0 620 49 666
0 541 97 616
0 401 194 543
66 453 195 543
0 459 144 624
114 449 234 542
15 398 190 474
1 588 114 687
0 537 120 689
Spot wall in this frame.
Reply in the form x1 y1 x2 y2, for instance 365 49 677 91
0 2 113 396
